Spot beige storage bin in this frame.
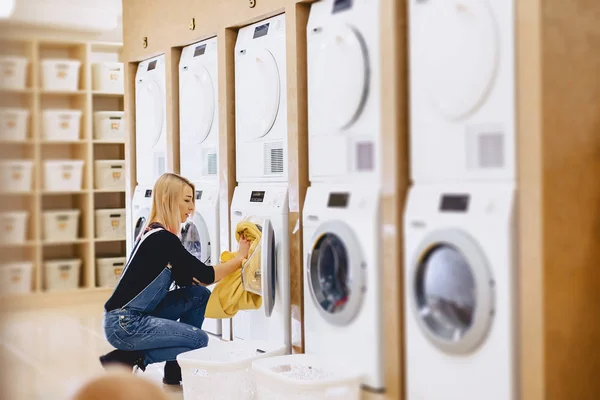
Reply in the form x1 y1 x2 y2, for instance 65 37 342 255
40 59 81 91
42 109 82 141
43 160 84 192
0 211 28 244
95 208 126 239
0 160 33 193
0 108 29 142
94 160 125 190
93 111 125 141
0 56 29 90
44 258 81 291
97 257 126 288
42 210 80 242
92 62 124 93
0 262 33 294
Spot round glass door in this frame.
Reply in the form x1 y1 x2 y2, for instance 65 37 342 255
181 212 211 264
133 210 148 242
136 78 164 147
417 0 499 120
180 66 215 145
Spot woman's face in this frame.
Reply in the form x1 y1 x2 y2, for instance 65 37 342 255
179 185 195 223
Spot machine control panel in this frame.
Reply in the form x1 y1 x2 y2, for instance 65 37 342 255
333 0 353 13
327 192 350 208
439 194 470 213
193 44 206 57
253 23 270 39
144 189 152 198
195 190 203 200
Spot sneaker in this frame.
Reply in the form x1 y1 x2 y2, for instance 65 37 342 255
162 360 182 385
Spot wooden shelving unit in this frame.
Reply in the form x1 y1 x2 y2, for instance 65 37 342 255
0 37 125 299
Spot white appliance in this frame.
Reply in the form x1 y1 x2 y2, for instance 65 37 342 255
130 185 153 249
403 183 516 400
408 0 516 183
234 14 288 183
307 0 381 183
135 54 168 186
227 182 291 353
302 183 384 391
179 38 219 183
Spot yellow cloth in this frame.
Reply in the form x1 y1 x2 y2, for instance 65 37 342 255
204 221 263 319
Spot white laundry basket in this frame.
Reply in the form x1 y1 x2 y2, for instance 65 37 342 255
0 160 33 193
43 160 84 192
96 257 126 288
0 211 28 244
42 109 82 141
44 258 81 291
0 108 29 142
95 208 126 239
42 209 80 242
0 262 33 294
94 160 125 190
41 59 81 91
0 56 29 90
177 340 287 400
92 62 124 93
93 111 125 141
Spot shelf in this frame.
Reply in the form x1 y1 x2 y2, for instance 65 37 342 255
42 239 89 246
40 90 86 96
0 241 38 248
94 237 126 243
41 140 87 144
0 191 36 196
93 188 126 193
93 91 124 97
93 139 125 144
0 88 34 94
0 139 35 145
41 190 89 195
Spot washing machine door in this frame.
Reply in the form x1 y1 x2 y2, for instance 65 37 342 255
132 207 150 243
410 229 495 354
307 221 366 326
309 23 369 130
136 77 165 148
416 0 499 120
182 211 212 264
180 65 215 145
236 48 280 139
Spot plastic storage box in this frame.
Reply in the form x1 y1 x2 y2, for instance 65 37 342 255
42 109 82 141
41 59 81 91
0 211 28 244
0 108 29 142
95 208 126 239
42 209 80 242
97 257 126 288
94 160 125 190
0 160 33 193
252 354 364 400
92 62 124 93
0 262 33 294
177 340 287 400
0 56 29 90
44 258 81 291
93 111 125 141
43 160 84 192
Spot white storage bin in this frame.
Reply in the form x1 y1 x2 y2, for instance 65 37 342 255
0 160 33 193
41 59 81 91
0 211 28 244
94 160 125 190
178 340 286 400
44 258 81 291
42 209 80 242
93 111 125 141
97 257 126 288
0 108 29 142
252 354 364 400
0 56 29 90
92 62 124 93
95 208 126 239
43 160 84 192
0 262 33 294
42 109 82 141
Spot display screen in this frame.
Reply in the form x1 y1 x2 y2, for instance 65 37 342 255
194 44 206 57
196 190 203 200
439 194 470 212
250 191 266 203
253 23 270 39
147 60 157 71
333 0 353 13
144 189 152 198
327 193 350 208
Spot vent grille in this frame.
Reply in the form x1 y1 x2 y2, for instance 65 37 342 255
466 126 505 170
204 149 217 176
356 141 375 171
264 142 284 175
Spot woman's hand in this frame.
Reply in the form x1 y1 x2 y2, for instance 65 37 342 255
236 235 251 260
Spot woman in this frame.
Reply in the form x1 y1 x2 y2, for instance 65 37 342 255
99 173 251 385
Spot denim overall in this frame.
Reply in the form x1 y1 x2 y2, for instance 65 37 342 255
103 227 211 366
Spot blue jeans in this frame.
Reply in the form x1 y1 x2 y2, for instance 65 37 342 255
104 267 211 366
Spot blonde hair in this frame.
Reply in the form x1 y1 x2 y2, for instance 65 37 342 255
146 173 195 235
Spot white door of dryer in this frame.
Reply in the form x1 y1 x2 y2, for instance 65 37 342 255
306 220 366 326
409 229 495 354
135 75 166 182
132 208 149 243
416 0 499 120
180 65 215 146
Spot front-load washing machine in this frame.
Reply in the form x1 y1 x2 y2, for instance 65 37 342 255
227 182 291 353
179 38 219 183
135 54 168 186
404 183 516 400
234 14 288 183
130 185 153 253
408 0 516 183
307 0 381 183
302 183 384 391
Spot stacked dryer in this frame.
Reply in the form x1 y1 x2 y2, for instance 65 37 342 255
303 0 384 392
178 37 222 336
405 1 517 399
228 14 291 353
